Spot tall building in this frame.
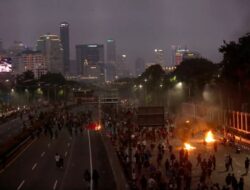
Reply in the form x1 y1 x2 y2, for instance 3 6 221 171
175 47 200 65
0 39 3 52
36 34 63 73
60 22 70 74
18 50 47 78
104 39 116 81
106 39 116 64
135 57 145 76
154 49 165 68
75 44 104 79
116 54 130 78
7 41 26 73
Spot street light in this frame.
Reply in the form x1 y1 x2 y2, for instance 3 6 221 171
176 82 183 89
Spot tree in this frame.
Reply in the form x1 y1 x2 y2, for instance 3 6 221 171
39 72 66 85
16 71 37 91
219 33 250 109
136 64 166 105
173 58 217 99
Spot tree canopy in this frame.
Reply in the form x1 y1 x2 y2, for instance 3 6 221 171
219 33 250 86
174 58 217 87
39 72 66 85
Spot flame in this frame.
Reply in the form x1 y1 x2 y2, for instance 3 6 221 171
184 143 196 151
205 131 215 143
95 125 102 131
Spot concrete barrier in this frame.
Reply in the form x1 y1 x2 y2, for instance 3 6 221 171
100 132 129 190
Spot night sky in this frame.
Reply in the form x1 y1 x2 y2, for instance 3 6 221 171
0 0 250 66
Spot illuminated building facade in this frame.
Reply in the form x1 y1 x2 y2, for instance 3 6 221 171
18 50 47 78
175 47 200 65
36 34 63 73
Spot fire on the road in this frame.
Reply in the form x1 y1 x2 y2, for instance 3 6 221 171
205 130 216 143
184 143 196 151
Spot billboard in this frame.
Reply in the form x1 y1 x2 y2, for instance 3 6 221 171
137 106 165 127
0 57 12 72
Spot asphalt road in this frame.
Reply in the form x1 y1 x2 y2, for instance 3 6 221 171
0 106 116 190
0 106 50 145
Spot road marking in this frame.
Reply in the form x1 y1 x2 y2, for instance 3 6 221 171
64 151 68 157
53 180 58 190
87 130 93 190
0 139 36 173
67 143 70 147
58 138 75 190
17 180 25 190
41 152 45 157
32 163 37 170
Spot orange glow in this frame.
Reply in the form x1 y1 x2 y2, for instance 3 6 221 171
205 131 215 143
184 143 196 151
95 125 102 131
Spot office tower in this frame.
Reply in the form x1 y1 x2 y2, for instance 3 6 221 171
7 41 26 73
175 47 200 65
106 39 116 64
154 49 165 68
116 54 129 78
75 44 104 79
18 49 47 78
36 34 63 73
135 57 145 76
0 39 3 52
60 22 70 74
105 39 117 81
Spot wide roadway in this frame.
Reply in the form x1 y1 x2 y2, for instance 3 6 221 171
0 106 116 190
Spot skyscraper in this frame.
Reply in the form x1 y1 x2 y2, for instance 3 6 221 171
75 44 104 77
175 47 200 65
105 39 117 81
106 39 116 64
60 22 70 74
154 49 165 68
135 57 145 76
36 34 63 73
0 39 3 52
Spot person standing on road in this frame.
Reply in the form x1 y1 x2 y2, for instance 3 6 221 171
244 157 249 175
238 177 244 190
84 169 91 188
225 155 229 171
212 154 216 170
92 169 100 188
228 155 233 171
55 153 60 168
196 153 202 167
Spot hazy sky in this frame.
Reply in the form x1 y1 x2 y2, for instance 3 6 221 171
0 0 250 65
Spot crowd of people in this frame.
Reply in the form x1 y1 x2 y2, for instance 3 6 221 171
102 108 247 190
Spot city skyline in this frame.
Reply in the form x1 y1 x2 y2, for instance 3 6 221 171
0 0 250 66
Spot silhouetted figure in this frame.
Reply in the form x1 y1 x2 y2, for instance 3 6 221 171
92 169 100 188
238 177 244 190
84 169 91 188
245 157 249 175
